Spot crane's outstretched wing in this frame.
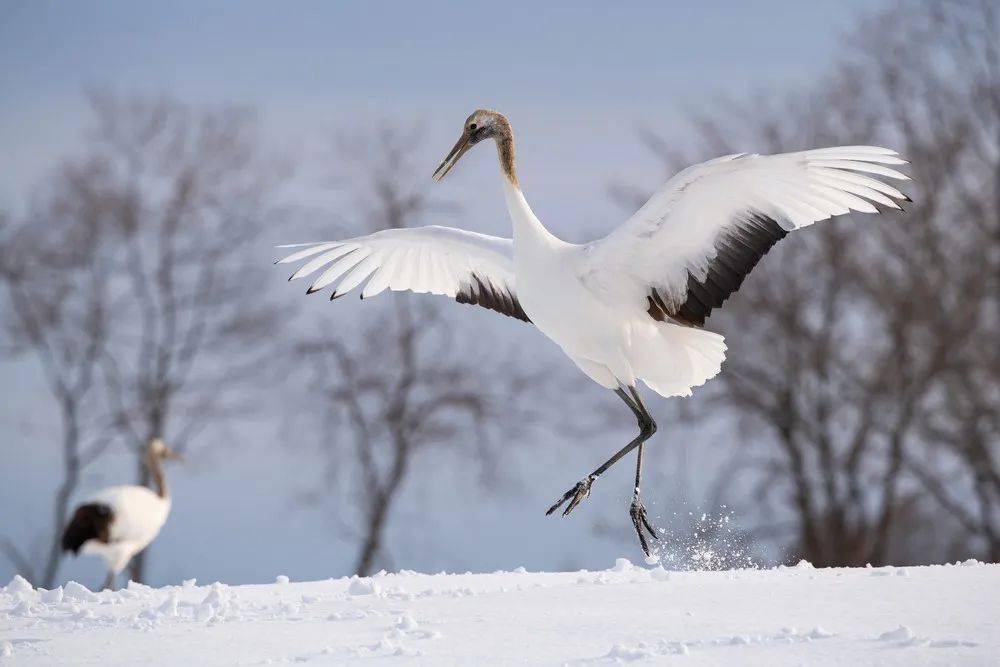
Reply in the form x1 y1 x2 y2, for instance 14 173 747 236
277 225 530 322
582 146 910 326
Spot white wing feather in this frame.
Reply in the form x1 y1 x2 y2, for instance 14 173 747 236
277 226 529 321
583 146 910 320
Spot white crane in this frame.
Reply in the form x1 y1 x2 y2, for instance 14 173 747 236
61 439 181 590
277 109 909 555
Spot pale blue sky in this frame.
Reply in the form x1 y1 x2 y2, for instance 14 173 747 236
1 0 881 214
0 0 888 586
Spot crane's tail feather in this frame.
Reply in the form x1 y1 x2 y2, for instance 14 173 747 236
61 503 114 554
634 324 727 398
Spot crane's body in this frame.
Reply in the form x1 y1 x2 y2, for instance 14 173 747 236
505 179 727 396
277 109 909 555
75 486 171 575
62 439 179 590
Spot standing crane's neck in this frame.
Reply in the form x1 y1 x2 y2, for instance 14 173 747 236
146 449 169 499
494 120 562 249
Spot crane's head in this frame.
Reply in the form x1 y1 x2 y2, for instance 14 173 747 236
432 109 514 183
149 438 183 462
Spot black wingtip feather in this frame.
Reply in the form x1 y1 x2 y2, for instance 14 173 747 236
454 274 532 323
656 210 787 327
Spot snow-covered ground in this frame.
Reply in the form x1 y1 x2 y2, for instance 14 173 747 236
1 559 996 665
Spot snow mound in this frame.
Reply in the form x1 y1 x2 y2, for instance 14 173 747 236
879 625 915 642
37 587 63 604
347 577 380 596
62 581 98 602
612 557 634 572
4 575 33 595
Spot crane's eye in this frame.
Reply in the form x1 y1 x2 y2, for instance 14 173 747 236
469 123 478 131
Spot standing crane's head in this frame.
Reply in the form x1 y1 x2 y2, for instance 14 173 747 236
432 109 516 185
148 438 183 462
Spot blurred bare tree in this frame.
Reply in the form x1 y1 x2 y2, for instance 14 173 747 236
622 0 998 566
80 92 288 582
0 92 288 584
869 0 1000 562
0 199 115 587
291 128 537 575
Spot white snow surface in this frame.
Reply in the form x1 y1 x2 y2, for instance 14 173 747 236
1 560 996 665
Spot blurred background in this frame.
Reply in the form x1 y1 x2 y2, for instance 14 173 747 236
1 0 997 589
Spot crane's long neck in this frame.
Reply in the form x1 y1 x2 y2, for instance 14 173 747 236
494 123 561 250
146 450 169 499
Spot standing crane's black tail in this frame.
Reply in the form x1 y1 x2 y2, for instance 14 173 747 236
61 503 114 554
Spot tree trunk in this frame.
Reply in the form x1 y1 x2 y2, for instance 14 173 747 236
40 402 81 588
354 492 389 576
354 429 412 576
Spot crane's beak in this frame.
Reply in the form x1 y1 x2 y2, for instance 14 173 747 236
432 131 473 182
165 450 184 462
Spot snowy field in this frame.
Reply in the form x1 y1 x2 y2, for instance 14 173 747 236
1 560 997 665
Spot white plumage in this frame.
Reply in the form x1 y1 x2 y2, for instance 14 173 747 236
281 226 518 305
79 485 172 576
278 110 909 554
586 147 909 321
62 439 179 590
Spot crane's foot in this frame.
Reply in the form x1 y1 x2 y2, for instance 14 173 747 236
546 475 596 516
630 496 659 557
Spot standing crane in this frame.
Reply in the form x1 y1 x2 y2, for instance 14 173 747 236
61 438 180 590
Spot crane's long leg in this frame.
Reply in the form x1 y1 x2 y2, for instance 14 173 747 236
627 386 659 555
102 571 115 592
546 385 659 554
